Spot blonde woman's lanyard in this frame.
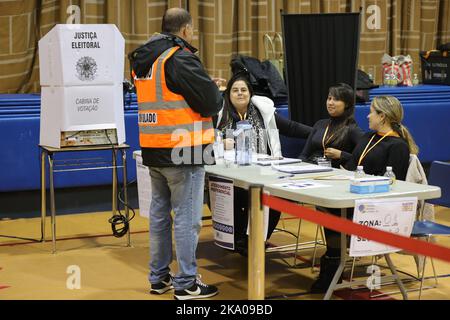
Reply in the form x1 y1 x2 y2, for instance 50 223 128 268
358 130 394 166
322 124 336 153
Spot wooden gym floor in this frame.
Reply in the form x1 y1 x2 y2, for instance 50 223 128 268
0 205 449 300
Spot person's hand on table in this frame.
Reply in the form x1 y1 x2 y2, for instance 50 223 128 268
324 147 342 159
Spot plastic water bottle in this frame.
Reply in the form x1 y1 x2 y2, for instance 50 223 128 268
214 131 224 160
389 61 398 87
412 73 420 86
384 166 396 190
235 122 252 166
355 166 365 178
383 73 391 86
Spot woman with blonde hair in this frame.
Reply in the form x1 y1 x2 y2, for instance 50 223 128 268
345 95 418 180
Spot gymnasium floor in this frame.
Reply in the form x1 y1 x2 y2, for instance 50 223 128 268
1 205 449 300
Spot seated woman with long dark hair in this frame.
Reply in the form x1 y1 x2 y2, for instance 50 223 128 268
297 83 365 293
215 73 312 256
299 83 364 168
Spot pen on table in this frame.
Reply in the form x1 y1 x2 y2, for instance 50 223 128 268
277 174 294 179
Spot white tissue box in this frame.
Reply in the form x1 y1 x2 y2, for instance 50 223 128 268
350 177 390 194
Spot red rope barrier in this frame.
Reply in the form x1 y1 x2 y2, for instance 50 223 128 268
262 194 450 264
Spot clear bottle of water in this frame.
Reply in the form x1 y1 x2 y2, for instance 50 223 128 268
384 166 396 190
355 165 365 178
215 131 224 159
389 61 398 87
368 67 375 83
383 73 391 86
412 73 420 86
389 72 398 87
235 123 252 166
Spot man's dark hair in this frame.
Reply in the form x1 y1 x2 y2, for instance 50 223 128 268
162 8 192 33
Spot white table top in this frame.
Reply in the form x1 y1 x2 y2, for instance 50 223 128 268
205 162 441 208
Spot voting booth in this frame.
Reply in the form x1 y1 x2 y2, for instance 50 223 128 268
39 24 126 148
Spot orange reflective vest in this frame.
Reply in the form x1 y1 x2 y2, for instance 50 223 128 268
134 46 214 148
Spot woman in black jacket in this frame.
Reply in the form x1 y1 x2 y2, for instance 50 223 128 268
345 95 418 180
301 84 364 293
300 83 364 169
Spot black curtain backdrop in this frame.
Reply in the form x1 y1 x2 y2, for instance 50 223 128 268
282 13 361 126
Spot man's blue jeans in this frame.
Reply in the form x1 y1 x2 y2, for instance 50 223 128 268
148 166 205 290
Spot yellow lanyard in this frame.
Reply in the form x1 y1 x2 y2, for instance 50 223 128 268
358 130 393 166
238 112 247 121
322 124 336 152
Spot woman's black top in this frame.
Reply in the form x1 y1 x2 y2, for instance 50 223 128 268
299 118 364 168
345 132 410 180
274 112 312 138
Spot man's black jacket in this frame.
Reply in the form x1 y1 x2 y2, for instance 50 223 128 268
130 33 223 167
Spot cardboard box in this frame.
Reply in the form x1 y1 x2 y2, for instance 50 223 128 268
39 85 125 148
39 24 125 86
350 177 390 194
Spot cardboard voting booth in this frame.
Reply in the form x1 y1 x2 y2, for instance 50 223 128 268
39 24 126 148
39 24 125 86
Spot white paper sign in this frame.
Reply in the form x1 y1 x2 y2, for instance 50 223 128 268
349 197 417 257
134 152 151 218
209 176 235 250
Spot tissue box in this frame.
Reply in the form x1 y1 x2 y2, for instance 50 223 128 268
350 177 390 194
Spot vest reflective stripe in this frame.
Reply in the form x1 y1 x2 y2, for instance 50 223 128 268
154 47 184 102
139 121 213 134
138 100 188 110
139 130 214 148
134 46 214 148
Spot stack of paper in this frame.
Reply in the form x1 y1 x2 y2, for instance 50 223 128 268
272 164 333 174
254 156 302 166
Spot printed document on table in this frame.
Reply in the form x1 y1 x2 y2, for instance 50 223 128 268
222 151 301 166
272 164 333 174
254 157 302 166
271 180 331 190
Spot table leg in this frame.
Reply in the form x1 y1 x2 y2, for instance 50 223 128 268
121 149 131 246
40 149 46 242
324 208 347 300
248 185 265 300
385 254 408 300
112 149 117 216
48 153 56 254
